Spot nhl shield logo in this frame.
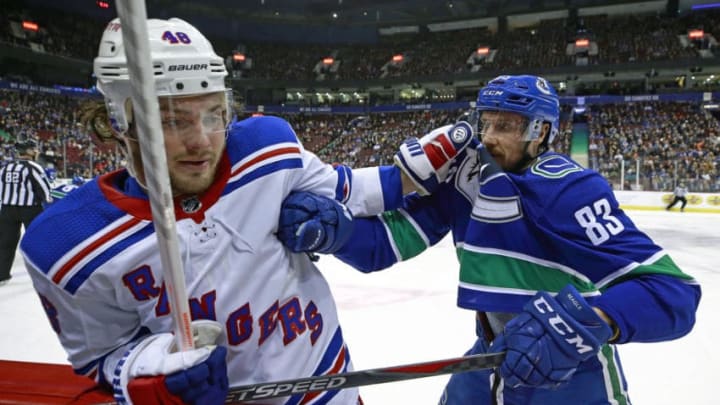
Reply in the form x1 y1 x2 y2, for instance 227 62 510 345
181 196 202 213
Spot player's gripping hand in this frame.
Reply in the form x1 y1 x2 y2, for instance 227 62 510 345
490 285 612 388
114 320 228 405
278 191 354 254
394 121 476 195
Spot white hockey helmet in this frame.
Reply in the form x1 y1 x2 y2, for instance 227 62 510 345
93 17 229 134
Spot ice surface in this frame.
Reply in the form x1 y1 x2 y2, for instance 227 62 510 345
1 210 717 404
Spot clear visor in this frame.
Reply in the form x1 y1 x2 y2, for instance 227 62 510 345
478 112 530 141
159 90 231 139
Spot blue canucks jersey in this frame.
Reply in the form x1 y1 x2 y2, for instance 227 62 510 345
335 148 700 404
50 183 81 201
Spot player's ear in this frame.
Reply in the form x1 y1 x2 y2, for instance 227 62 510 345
539 122 551 143
534 122 552 155
80 100 116 143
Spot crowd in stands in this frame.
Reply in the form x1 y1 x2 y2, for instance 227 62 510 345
588 101 720 192
3 88 717 192
2 2 720 84
227 11 720 82
0 4 102 62
289 110 464 167
0 89 120 180
580 14 698 65
1 3 719 192
223 11 719 83
225 11 720 82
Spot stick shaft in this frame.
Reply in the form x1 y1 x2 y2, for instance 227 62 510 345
225 352 505 402
114 0 194 351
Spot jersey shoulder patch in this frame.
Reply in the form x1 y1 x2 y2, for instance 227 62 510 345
530 154 584 179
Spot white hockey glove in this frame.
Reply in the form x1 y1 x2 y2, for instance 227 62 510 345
394 121 476 195
112 320 228 405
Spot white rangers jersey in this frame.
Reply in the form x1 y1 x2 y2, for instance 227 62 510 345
21 116 402 404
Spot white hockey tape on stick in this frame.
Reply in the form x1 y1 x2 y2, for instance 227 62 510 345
114 0 195 351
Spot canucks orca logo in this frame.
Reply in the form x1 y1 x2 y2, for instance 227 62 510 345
536 78 552 95
531 155 582 178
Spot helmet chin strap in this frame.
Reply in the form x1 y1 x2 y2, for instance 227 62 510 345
121 135 150 192
511 141 537 173
512 123 551 172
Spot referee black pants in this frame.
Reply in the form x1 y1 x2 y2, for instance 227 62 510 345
0 205 43 281
666 196 687 211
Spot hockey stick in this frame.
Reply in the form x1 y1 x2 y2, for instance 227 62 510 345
89 352 504 404
114 0 195 350
225 351 505 403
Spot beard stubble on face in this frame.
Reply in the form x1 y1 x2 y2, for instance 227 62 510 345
127 92 229 196
169 152 221 196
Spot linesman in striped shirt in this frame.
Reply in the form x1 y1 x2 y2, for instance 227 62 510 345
0 141 52 285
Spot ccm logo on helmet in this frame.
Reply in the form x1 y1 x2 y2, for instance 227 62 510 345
168 64 208 72
482 90 504 96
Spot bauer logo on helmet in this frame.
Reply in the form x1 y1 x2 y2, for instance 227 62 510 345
168 64 208 72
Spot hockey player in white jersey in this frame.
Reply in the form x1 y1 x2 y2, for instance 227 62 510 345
19 17 474 405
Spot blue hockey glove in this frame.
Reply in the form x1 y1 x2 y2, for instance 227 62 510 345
278 191 354 254
474 142 504 180
394 121 476 195
490 285 612 388
115 320 228 405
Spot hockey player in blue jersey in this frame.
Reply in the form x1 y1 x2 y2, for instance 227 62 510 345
49 175 86 201
279 75 701 404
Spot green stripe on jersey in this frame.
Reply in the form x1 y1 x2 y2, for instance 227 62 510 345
380 210 428 261
459 249 597 294
599 344 629 405
621 254 694 281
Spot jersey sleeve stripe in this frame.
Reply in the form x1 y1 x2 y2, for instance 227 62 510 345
595 251 695 288
380 216 403 263
380 209 428 261
229 143 301 181
297 346 348 404
65 224 155 294
460 243 597 293
50 217 145 285
224 159 304 197
285 327 349 405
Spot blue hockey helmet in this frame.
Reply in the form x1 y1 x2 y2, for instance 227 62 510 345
72 175 85 186
476 75 560 144
45 165 57 182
